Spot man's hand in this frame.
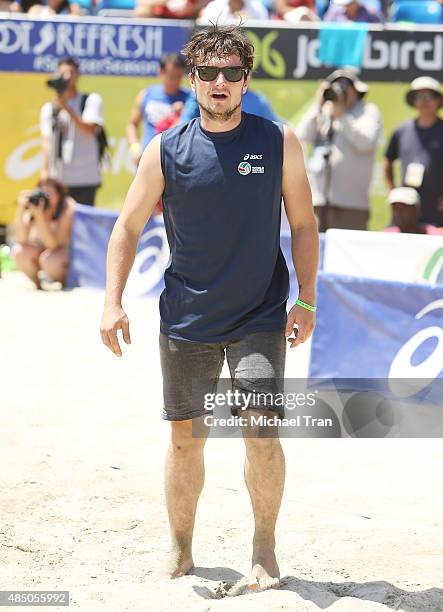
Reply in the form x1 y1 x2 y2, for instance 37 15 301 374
17 190 32 210
315 81 329 106
54 93 69 112
100 304 131 357
323 99 345 119
31 197 47 220
285 303 316 349
130 142 142 167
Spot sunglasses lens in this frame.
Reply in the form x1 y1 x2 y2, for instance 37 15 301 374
197 67 218 81
223 67 244 82
195 66 245 82
416 92 437 101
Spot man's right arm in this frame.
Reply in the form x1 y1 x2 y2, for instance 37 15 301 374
41 136 50 180
40 103 52 180
127 90 145 165
100 134 164 356
384 130 399 191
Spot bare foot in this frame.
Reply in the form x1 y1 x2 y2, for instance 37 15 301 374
228 548 280 596
163 544 195 579
249 547 280 590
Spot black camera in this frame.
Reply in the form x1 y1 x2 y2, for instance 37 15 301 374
28 190 50 210
46 74 69 95
323 81 348 103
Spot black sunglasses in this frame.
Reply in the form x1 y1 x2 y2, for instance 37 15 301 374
193 65 248 83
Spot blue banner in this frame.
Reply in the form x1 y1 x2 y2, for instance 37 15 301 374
2 17 443 82
0 16 190 76
66 206 324 300
66 204 169 297
309 272 443 380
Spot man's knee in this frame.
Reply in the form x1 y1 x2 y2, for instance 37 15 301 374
169 418 207 452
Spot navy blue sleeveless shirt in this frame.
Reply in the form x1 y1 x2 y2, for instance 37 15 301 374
159 112 289 343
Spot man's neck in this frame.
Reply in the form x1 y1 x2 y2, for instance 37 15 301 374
416 113 439 128
64 87 78 100
199 106 243 133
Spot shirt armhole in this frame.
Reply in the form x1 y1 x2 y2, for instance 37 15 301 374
159 132 166 177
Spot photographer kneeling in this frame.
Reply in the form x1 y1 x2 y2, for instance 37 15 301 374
297 69 382 231
11 179 76 289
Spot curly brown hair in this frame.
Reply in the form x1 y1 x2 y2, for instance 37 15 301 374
182 25 254 75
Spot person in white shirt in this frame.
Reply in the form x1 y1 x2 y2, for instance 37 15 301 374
198 0 268 24
40 57 105 206
297 69 383 231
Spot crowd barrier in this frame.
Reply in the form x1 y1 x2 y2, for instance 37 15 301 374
309 271 443 380
66 203 325 300
66 204 168 296
324 229 443 285
67 206 443 382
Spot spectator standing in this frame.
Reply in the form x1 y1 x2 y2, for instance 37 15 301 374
384 187 443 235
40 58 104 206
385 77 443 228
297 69 382 231
323 0 382 22
198 0 268 23
11 179 76 289
127 54 189 167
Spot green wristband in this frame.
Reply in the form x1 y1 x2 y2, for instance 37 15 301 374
296 299 317 312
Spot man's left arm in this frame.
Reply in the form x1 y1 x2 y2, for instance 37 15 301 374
282 124 319 349
58 92 103 137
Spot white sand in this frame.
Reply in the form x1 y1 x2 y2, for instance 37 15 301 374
1 271 443 611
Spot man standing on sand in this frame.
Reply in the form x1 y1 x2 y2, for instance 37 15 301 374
100 26 318 590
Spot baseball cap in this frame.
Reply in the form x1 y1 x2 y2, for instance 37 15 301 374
388 187 420 206
406 77 443 107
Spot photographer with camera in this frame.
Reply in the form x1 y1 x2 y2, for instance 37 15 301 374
11 178 76 289
297 69 382 231
40 57 105 206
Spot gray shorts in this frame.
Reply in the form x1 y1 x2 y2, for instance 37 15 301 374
159 330 286 421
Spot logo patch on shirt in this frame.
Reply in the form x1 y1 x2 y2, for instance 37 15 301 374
238 161 252 175
243 153 263 160
238 159 265 175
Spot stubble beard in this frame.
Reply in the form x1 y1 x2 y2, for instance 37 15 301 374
198 96 242 123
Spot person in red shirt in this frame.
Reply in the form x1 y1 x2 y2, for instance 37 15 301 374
275 0 318 22
135 0 208 18
384 187 443 235
150 101 186 215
